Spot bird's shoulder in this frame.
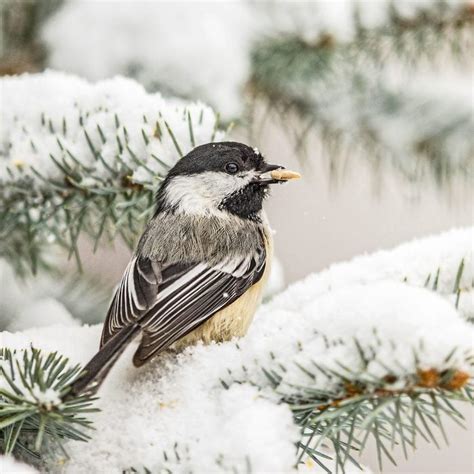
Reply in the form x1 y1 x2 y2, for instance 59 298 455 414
136 211 266 265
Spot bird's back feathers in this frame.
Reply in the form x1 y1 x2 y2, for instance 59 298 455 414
101 215 268 366
137 213 263 265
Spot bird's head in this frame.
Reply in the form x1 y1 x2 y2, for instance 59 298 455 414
155 142 300 220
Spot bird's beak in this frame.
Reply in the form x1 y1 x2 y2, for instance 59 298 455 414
256 165 301 184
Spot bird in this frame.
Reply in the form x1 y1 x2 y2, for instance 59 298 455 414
68 141 300 397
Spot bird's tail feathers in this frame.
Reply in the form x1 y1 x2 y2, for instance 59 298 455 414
65 323 141 399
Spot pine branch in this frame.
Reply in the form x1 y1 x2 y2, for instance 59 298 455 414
0 165 156 276
223 293 474 472
0 72 224 275
292 386 472 472
422 258 473 323
0 347 98 459
260 354 472 472
257 1 473 54
3 273 471 471
250 8 473 186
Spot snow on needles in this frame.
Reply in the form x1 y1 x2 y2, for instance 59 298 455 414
1 228 472 472
0 71 222 186
270 226 474 321
296 65 474 176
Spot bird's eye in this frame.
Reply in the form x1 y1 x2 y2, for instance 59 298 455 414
225 162 239 174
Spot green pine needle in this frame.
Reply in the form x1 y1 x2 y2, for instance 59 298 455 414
0 347 98 458
249 12 473 187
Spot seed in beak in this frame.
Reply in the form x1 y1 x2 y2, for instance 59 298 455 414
270 169 301 181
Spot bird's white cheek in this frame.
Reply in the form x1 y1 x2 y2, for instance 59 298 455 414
165 177 214 214
165 172 249 216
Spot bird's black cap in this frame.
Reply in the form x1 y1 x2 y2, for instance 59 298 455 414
167 142 268 176
154 142 296 220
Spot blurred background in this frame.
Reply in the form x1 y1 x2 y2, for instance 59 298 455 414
1 1 473 472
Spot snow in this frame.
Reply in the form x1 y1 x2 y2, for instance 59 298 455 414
0 71 222 185
42 2 256 119
0 456 38 473
297 65 474 176
271 227 473 321
1 228 472 472
41 0 470 118
224 281 472 396
6 298 79 332
0 258 107 330
24 386 62 410
2 325 299 473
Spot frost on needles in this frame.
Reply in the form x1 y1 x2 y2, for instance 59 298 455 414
1 228 472 472
0 72 224 274
40 1 474 184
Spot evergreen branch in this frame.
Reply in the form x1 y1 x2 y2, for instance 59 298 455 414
0 347 98 458
0 175 154 276
206 298 473 473
0 135 159 276
225 316 473 473
420 257 473 323
250 11 473 186
261 2 474 54
263 360 472 472
1 73 223 275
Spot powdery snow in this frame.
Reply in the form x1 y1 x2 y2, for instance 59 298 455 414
0 71 222 185
24 386 62 410
270 226 473 321
0 258 106 330
0 456 38 473
2 326 299 473
42 2 256 119
1 228 472 473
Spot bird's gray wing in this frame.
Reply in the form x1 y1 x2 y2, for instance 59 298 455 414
100 255 162 347
100 249 266 364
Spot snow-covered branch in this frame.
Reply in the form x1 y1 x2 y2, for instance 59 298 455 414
0 348 97 457
251 41 473 183
0 71 223 273
41 1 473 119
1 71 221 185
2 228 472 471
272 227 473 322
40 1 473 185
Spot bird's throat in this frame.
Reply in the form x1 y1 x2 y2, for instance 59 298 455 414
218 183 267 222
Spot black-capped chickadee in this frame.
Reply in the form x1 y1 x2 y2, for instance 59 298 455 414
69 142 300 396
